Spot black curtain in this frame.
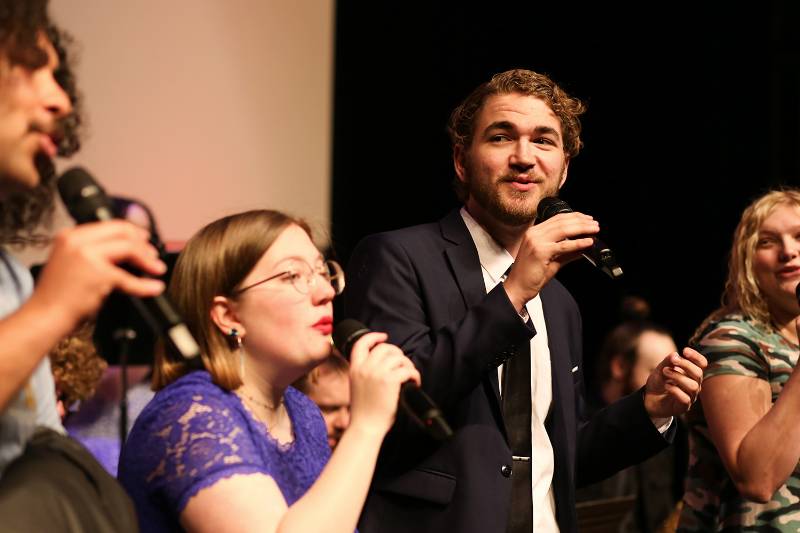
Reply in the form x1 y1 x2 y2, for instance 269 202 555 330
331 1 800 378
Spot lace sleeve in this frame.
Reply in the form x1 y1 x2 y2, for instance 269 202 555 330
130 387 270 516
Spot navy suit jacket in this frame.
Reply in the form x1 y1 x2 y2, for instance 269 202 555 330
344 209 669 533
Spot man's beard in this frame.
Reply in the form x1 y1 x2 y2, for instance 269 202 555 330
0 153 57 245
466 172 561 227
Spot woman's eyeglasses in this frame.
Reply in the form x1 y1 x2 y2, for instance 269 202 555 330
232 259 345 296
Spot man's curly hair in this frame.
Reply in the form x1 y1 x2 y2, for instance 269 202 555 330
0 0 83 246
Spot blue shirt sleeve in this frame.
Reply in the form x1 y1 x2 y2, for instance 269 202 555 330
124 382 273 517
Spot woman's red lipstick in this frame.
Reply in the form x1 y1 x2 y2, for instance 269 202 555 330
313 316 333 335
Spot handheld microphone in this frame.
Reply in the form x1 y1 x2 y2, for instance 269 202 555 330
536 196 623 280
57 167 200 360
332 318 453 441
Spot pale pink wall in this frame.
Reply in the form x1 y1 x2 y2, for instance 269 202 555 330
49 1 334 243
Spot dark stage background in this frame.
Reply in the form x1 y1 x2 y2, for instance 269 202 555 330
331 2 800 387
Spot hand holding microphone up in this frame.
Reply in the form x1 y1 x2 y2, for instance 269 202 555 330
1 185 166 411
536 197 624 280
503 205 598 312
56 167 200 359
334 319 452 441
344 329 422 440
25 209 166 338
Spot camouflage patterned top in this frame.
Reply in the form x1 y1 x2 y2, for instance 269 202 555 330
677 313 800 532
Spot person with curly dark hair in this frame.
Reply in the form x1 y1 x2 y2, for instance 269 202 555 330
0 1 164 530
0 9 83 247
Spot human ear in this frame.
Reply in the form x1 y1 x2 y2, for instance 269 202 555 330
558 159 570 189
453 145 468 184
210 296 245 337
609 354 629 382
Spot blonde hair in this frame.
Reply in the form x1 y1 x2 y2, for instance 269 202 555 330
152 210 310 391
694 188 800 340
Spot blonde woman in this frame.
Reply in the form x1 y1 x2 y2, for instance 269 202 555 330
679 189 800 531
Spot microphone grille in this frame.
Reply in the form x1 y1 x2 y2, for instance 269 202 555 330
57 166 98 202
536 196 573 223
332 319 370 359
57 167 114 223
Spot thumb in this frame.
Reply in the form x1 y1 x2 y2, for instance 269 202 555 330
651 353 675 387
655 352 674 373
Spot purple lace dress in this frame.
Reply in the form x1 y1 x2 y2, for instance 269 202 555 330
118 371 330 532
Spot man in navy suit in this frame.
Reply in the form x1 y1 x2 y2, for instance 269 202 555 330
344 69 706 533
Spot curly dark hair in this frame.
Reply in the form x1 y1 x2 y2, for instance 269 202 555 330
448 69 586 201
0 0 83 246
0 0 49 64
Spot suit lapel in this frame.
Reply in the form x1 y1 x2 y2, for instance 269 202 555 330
440 210 487 309
439 210 505 431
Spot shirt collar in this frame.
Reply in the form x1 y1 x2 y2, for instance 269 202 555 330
460 207 513 285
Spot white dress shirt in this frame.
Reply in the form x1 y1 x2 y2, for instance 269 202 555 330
460 208 672 532
461 209 560 532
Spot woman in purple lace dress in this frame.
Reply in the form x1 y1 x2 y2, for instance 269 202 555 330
118 210 420 532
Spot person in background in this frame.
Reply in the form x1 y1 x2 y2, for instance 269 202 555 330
577 296 688 533
48 320 107 419
119 209 421 533
679 188 800 531
295 354 351 449
47 318 154 477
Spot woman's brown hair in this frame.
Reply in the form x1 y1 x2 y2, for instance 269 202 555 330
152 209 310 391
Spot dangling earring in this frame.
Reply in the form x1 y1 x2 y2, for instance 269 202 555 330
229 328 244 378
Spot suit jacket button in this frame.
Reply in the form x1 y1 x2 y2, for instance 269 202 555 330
501 464 512 478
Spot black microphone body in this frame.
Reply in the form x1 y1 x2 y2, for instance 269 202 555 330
57 167 200 360
333 319 453 441
536 196 623 280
